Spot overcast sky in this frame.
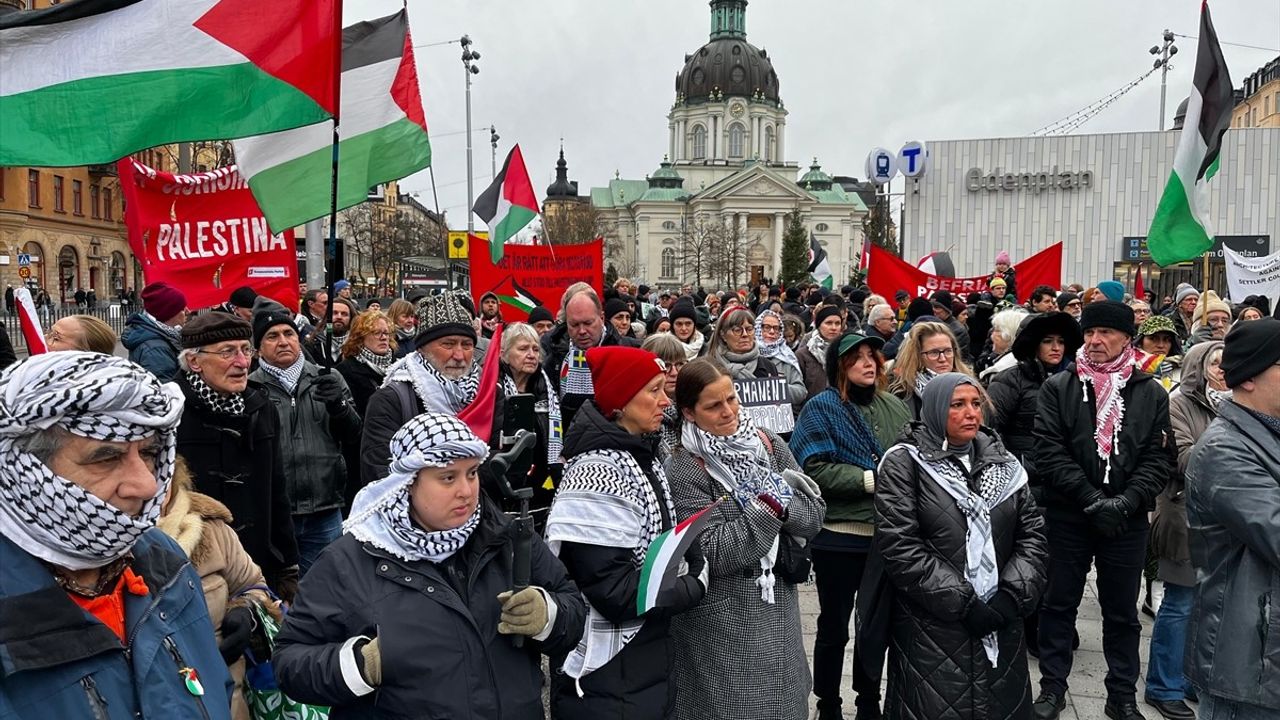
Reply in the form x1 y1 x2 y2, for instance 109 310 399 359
346 0 1280 230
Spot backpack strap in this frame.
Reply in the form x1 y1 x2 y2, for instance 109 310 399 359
391 381 419 422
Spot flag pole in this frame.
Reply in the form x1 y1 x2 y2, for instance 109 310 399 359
323 0 344 369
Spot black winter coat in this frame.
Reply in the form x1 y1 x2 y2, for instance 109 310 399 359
175 376 299 582
273 500 586 719
875 424 1048 720
0 320 15 371
1031 368 1172 521
539 323 638 433
987 360 1055 501
335 356 386 418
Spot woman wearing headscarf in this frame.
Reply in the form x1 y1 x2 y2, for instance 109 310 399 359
545 346 707 720
875 373 1048 719
665 359 825 720
790 332 912 720
273 413 585 719
796 305 846 398
888 321 973 419
752 308 808 411
1143 340 1225 718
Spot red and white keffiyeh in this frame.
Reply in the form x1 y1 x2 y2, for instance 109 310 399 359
1074 344 1136 484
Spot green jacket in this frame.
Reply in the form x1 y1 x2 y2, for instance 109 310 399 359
803 391 911 525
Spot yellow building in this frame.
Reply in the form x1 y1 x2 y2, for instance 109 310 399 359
1232 55 1280 129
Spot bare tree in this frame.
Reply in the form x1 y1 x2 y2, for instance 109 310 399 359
541 203 611 245
706 219 751 289
680 215 720 288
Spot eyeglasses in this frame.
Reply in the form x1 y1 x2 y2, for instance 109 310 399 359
921 348 955 360
726 325 753 336
664 361 687 375
370 330 391 338
196 346 256 361
759 323 782 334
1066 301 1082 308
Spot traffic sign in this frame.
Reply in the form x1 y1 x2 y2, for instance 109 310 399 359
17 253 31 267
899 141 928 177
865 148 897 185
17 267 31 279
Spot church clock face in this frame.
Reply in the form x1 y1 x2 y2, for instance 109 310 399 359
730 102 745 118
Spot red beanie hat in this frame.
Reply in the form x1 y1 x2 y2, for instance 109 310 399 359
142 282 187 323
586 346 667 418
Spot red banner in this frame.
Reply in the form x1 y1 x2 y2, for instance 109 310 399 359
867 243 1062 303
119 160 298 310
469 236 603 318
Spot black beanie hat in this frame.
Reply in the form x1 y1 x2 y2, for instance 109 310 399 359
1080 300 1136 337
785 287 801 302
668 299 697 325
814 305 843 327
251 296 299 348
229 286 259 309
931 290 954 310
907 297 935 321
1056 291 1079 311
1221 317 1280 388
604 297 630 321
527 306 554 325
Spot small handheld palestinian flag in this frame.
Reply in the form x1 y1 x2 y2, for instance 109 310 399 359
636 499 721 615
1135 351 1165 375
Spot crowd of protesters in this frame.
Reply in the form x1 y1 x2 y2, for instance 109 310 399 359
0 252 1277 720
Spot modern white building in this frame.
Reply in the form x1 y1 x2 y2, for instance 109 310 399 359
900 125 1279 297
589 0 867 289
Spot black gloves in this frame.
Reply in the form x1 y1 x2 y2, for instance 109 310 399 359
962 600 1004 637
273 565 300 605
1084 496 1135 538
312 373 347 409
218 606 255 664
987 590 1020 627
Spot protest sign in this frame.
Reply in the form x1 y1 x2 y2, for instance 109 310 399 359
1223 246 1280 311
733 376 794 434
119 160 298 310
469 236 603 315
867 243 1062 303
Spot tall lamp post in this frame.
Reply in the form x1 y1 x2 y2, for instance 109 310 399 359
1150 30 1178 130
461 35 481 232
489 126 500 180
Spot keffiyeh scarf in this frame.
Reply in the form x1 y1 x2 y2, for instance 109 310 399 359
185 371 246 415
559 347 595 398
358 347 396 376
881 441 1026 668
0 352 184 570
755 310 801 374
1075 344 1136 485
501 370 564 465
806 330 832 370
913 368 939 399
344 413 489 563
1206 387 1232 412
383 351 481 414
258 354 305 394
680 411 792 603
142 310 182 340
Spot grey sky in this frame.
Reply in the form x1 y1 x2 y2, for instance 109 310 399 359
347 0 1280 230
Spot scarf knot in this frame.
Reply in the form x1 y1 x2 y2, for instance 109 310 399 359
259 355 306 394
358 347 396 376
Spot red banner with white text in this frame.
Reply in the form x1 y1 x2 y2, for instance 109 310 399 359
867 242 1062 303
469 236 603 318
119 160 298 310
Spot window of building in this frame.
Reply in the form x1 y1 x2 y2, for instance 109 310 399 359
1266 94 1272 117
0 167 5 201
662 220 678 230
27 170 39 208
661 247 677 278
728 123 745 158
52 175 65 212
103 188 113 221
764 126 775 162
90 185 100 219
72 180 83 215
691 125 707 159
815 223 829 232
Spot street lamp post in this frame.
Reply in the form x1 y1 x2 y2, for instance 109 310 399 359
490 126 500 180
1150 30 1178 131
461 35 481 232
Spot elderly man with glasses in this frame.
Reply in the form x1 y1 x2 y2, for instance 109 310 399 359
175 313 301 603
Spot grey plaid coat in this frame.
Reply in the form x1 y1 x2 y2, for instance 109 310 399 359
665 429 825 720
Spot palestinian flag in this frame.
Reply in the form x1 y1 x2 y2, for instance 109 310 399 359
493 276 542 315
473 145 540 264
807 232 833 290
0 0 338 167
636 500 720 615
234 10 430 233
1147 1 1234 267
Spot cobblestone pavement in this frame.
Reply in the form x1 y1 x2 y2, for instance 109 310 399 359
800 571 1172 719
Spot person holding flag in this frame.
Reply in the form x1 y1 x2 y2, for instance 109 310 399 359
545 346 707 720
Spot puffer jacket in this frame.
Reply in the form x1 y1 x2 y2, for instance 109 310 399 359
0 530 234 720
987 359 1055 501
1151 341 1221 587
273 498 586 719
875 424 1048 720
121 311 181 381
250 362 362 515
1184 400 1280 710
1031 367 1172 521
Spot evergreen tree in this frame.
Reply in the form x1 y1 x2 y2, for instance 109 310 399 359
605 262 619 289
777 211 810 287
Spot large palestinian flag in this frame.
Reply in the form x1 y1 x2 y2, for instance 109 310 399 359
0 0 339 167
1146 1 1234 266
234 10 431 233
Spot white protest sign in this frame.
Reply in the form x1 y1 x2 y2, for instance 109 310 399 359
732 376 794 434
1223 246 1280 311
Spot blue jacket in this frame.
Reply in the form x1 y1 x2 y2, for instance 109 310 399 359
0 530 233 720
121 312 182 382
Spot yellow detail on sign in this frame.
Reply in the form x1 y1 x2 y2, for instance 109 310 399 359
448 231 487 259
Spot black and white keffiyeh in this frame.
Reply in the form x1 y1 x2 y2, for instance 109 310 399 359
185 371 246 415
680 409 792 603
806 331 831 370
501 371 564 464
913 368 939 399
344 413 490 563
258 354 306 394
755 310 800 374
358 347 395 376
0 352 184 570
383 351 480 414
